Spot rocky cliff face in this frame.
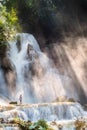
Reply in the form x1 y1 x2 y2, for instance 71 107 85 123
0 44 16 97
42 37 87 104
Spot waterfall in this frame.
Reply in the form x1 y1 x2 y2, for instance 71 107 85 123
0 34 87 129
0 102 87 130
0 103 84 122
2 33 68 103
0 33 83 104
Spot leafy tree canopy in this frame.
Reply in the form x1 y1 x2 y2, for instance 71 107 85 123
0 1 21 45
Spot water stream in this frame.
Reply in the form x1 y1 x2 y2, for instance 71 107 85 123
0 33 87 129
4 33 67 103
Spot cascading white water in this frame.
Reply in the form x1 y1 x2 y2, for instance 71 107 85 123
0 102 87 130
0 70 9 105
8 33 41 102
0 33 87 130
0 103 84 122
7 33 68 103
3 127 19 130
0 33 82 104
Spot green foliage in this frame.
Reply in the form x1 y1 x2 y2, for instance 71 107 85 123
13 118 31 130
37 120 48 129
12 118 53 130
23 0 56 16
1 0 18 10
0 2 21 45
29 120 48 130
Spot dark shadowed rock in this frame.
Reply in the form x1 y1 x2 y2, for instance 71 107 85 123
54 96 68 102
1 57 14 71
9 101 17 105
68 98 76 102
1 56 16 92
16 35 21 52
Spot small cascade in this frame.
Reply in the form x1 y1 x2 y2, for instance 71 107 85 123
0 103 87 130
2 127 19 130
49 120 75 130
0 103 85 121
18 103 84 121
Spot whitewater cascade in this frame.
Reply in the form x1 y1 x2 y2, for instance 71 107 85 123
0 33 87 130
0 33 70 103
0 33 83 104
0 102 87 130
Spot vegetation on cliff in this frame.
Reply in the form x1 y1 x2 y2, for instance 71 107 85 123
7 0 87 41
1 0 87 44
1 117 86 130
11 118 53 130
0 1 21 46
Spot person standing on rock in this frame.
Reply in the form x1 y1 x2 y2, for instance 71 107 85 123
19 94 22 104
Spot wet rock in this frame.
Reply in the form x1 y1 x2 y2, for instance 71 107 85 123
27 44 34 60
1 57 14 71
0 43 7 57
3 70 16 95
0 118 5 123
7 118 14 123
83 104 87 111
67 98 76 102
0 56 16 93
58 124 63 130
26 44 38 60
54 96 68 102
16 35 21 52
30 58 45 77
53 96 76 103
9 102 17 105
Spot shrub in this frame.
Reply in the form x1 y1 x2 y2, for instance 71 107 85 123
0 3 21 45
75 119 87 130
12 118 54 130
